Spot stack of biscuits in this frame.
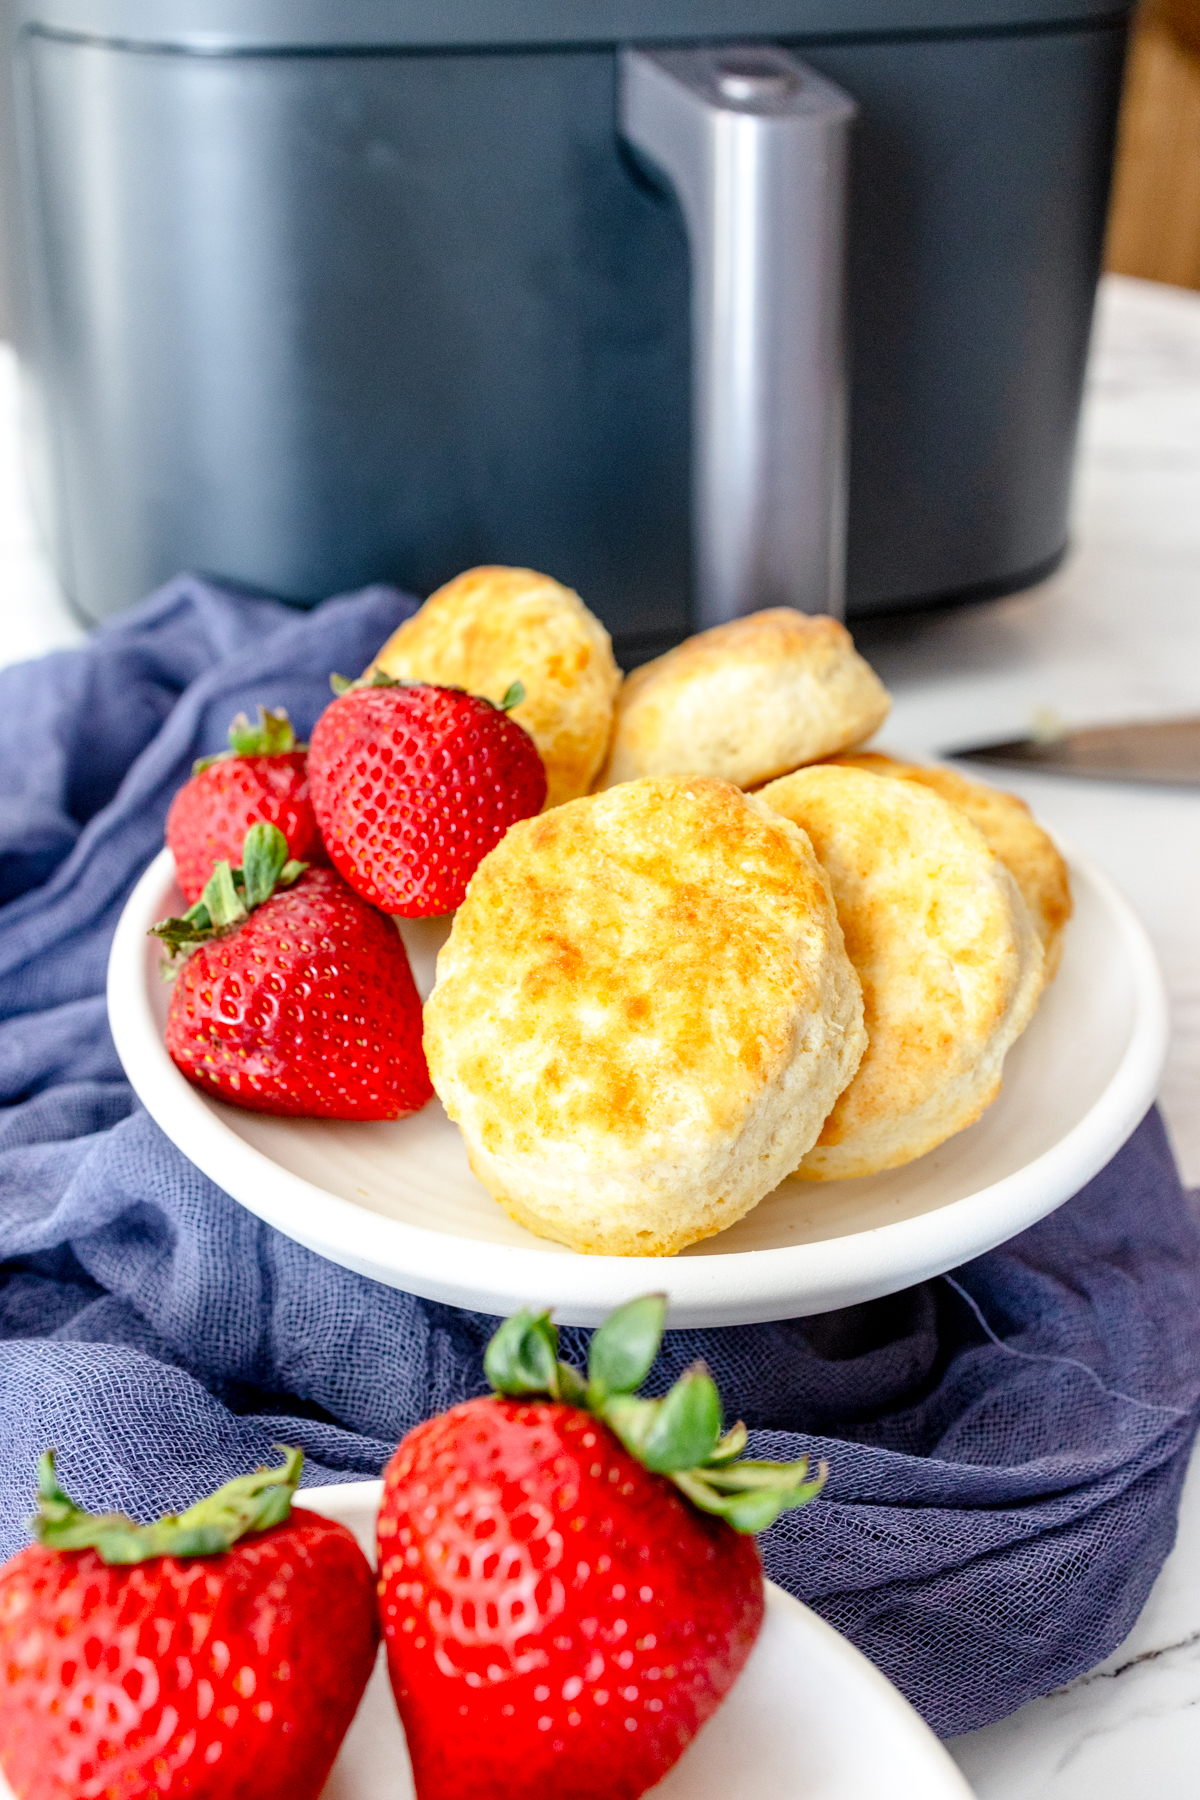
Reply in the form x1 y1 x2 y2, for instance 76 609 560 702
372 567 1072 1257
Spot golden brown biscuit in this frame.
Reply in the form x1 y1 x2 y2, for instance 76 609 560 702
424 777 866 1255
372 566 622 809
599 609 890 791
758 765 1045 1180
830 752 1072 979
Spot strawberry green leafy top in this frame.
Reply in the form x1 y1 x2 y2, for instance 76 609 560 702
329 668 526 712
32 1447 303 1565
151 821 309 958
484 1294 826 1533
193 704 300 774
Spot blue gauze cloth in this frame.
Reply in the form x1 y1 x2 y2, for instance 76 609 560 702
2 575 1199 1740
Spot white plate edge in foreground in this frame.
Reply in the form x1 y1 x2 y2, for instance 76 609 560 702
298 1476 975 1800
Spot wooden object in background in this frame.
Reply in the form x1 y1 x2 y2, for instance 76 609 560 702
1107 0 1200 290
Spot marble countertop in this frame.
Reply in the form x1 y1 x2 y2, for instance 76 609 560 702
867 275 1200 1798
2 272 1199 1794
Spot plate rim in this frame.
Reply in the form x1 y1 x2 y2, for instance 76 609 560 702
296 1476 975 1799
107 845 1168 1327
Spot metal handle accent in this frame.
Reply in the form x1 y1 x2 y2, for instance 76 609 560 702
619 45 856 627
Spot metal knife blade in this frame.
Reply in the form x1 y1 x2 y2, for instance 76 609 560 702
946 715 1200 787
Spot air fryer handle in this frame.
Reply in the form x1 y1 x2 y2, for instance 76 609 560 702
619 46 856 628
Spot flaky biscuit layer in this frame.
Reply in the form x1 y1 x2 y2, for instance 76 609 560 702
758 765 1045 1180
373 566 621 809
829 752 1072 980
424 777 866 1254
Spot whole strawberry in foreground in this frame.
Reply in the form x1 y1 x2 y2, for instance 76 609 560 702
378 1296 825 1800
154 821 432 1119
0 1447 378 1800
167 704 326 905
308 674 547 916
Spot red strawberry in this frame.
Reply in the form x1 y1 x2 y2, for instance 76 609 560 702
154 821 432 1119
377 1296 825 1800
308 675 547 917
167 705 326 905
0 1448 378 1800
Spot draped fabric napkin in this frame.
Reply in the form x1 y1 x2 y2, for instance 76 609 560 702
2 576 1199 1740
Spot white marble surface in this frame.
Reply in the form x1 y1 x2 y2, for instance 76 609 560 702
863 275 1200 1795
950 1447 1200 1797
1 272 1199 1793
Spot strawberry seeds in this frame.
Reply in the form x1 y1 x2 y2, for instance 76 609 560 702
309 676 547 918
152 677 546 1122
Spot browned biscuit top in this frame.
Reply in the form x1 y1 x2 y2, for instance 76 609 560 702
758 763 1044 1177
372 565 621 808
601 608 891 790
829 751 1072 977
425 776 847 1157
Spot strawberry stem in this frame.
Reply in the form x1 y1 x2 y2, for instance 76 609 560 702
330 668 404 695
193 705 300 773
204 860 249 930
153 822 309 958
331 670 525 712
32 1447 304 1565
227 705 297 758
484 1297 827 1533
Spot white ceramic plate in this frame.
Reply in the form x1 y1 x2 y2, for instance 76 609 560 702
107 847 1167 1327
299 1478 974 1800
